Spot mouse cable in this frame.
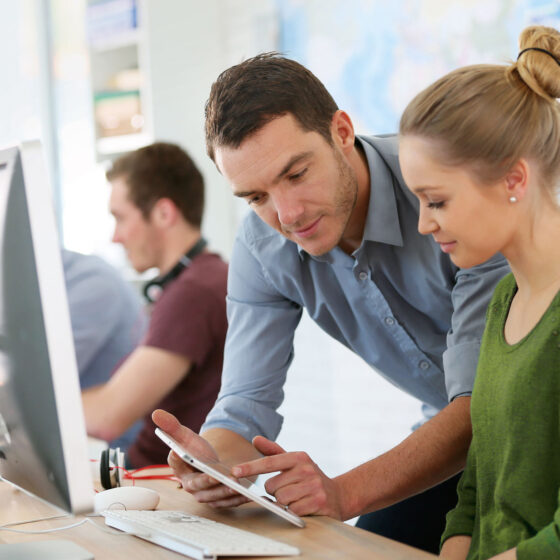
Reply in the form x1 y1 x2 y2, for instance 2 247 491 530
0 515 126 536
0 516 88 534
0 513 70 528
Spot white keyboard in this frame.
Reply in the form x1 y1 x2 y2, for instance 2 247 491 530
101 509 300 559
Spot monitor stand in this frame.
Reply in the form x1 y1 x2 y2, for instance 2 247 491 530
0 539 94 559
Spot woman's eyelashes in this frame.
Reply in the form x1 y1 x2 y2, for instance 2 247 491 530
427 200 445 209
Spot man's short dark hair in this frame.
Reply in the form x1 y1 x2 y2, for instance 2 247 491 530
205 52 339 161
106 142 204 228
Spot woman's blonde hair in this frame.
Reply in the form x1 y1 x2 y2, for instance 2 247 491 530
399 25 560 197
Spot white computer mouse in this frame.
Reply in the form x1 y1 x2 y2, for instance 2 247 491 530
94 486 160 513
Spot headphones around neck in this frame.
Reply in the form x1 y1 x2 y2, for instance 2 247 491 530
143 237 207 303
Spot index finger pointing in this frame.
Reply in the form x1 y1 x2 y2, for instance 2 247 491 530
232 452 302 478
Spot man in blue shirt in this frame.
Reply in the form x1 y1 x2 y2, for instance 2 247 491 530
153 53 509 553
62 248 146 451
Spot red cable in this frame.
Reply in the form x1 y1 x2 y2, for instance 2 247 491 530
90 459 178 484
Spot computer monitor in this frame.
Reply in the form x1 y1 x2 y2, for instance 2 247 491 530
0 142 93 514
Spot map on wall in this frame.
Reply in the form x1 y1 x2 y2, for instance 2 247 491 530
277 0 560 135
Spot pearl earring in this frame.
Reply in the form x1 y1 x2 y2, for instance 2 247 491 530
509 196 518 203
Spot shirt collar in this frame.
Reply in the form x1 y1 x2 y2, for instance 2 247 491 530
357 136 403 247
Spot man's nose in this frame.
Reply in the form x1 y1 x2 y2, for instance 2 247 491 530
273 191 305 227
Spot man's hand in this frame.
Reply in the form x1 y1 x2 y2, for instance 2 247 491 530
152 409 249 508
232 436 344 519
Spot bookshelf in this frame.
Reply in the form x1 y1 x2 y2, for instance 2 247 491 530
86 0 150 161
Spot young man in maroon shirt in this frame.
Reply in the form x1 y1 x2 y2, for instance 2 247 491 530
82 142 228 467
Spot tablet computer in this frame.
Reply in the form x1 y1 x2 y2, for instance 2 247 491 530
154 427 305 528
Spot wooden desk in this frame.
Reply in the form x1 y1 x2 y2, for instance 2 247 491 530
0 475 437 559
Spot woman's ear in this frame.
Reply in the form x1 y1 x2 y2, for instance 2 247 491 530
504 158 530 202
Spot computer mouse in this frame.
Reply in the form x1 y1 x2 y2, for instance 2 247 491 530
94 486 160 513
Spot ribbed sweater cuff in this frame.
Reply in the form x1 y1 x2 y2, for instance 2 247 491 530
517 524 560 560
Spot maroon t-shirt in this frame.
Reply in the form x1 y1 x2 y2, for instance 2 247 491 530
127 252 228 467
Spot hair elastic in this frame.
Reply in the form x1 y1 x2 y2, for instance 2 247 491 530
517 47 560 67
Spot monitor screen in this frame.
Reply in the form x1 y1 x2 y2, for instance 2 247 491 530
0 142 93 514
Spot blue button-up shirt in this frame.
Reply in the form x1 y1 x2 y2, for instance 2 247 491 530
202 135 510 442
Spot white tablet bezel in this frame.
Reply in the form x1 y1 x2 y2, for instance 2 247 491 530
154 427 305 528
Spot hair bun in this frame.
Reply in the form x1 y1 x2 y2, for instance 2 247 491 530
515 25 560 100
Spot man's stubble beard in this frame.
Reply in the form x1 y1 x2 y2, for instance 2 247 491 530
330 146 359 251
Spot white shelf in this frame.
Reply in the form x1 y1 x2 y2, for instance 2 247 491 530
89 27 140 52
96 132 151 155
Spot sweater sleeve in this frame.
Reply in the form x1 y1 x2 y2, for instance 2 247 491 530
516 484 560 558
441 445 478 547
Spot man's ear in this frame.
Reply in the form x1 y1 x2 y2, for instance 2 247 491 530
504 158 530 202
330 110 355 154
151 198 179 228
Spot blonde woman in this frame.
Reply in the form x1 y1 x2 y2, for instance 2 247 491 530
399 25 560 560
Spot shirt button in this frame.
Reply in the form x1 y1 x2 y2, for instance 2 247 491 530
419 360 430 370
358 271 368 280
384 316 395 326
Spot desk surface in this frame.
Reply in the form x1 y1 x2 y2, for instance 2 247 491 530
0 475 437 559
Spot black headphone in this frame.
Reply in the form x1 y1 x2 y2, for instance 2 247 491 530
99 447 125 489
143 237 207 303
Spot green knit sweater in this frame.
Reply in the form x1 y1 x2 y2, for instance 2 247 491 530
441 273 560 560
